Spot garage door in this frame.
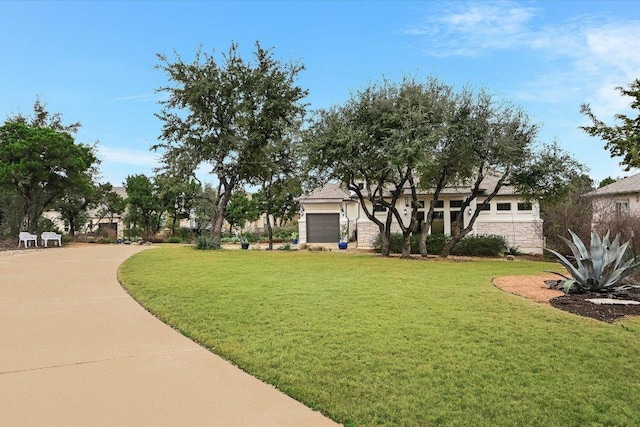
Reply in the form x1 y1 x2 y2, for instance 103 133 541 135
306 213 340 243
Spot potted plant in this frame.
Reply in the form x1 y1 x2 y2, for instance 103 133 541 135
338 224 349 249
291 232 298 244
240 236 250 250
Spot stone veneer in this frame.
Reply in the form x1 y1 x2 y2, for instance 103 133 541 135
475 220 544 254
356 219 543 254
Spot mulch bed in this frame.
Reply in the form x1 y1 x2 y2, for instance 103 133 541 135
549 286 640 323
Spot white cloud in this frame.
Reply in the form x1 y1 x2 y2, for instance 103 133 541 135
98 146 159 167
112 93 155 102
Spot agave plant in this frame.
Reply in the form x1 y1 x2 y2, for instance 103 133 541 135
545 230 640 294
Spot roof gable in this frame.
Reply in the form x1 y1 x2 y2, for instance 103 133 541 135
584 173 640 197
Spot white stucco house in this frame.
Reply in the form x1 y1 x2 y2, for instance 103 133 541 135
298 177 544 254
583 173 640 226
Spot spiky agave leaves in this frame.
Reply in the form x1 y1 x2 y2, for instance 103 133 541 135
545 230 640 294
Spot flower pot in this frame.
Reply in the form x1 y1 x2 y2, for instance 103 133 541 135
291 238 298 244
338 241 348 250
241 242 249 250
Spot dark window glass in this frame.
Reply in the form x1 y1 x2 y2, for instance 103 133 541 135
450 200 463 208
433 200 444 208
497 202 511 211
413 201 425 209
478 203 491 211
517 202 532 211
373 204 387 212
432 211 444 220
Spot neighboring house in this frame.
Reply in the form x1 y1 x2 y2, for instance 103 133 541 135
298 178 544 254
583 173 640 227
44 187 128 240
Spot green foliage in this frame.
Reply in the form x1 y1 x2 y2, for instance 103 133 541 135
0 111 98 232
373 233 506 257
546 230 640 293
154 42 307 246
195 235 221 250
581 78 640 171
225 191 260 232
124 174 166 239
598 176 617 188
166 236 182 243
278 243 293 250
34 218 61 235
123 228 141 241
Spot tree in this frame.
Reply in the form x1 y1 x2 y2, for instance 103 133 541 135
304 78 437 257
124 174 165 240
598 176 616 188
91 187 127 234
581 78 640 170
54 182 112 237
154 42 307 247
0 118 98 232
225 190 260 236
253 129 303 249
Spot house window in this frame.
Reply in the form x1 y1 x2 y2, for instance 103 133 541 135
373 204 387 212
432 200 444 208
616 200 630 216
450 200 463 208
497 202 511 211
517 202 533 211
413 201 425 209
478 203 491 211
358 183 364 190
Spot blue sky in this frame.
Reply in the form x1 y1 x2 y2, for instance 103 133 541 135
1 0 639 187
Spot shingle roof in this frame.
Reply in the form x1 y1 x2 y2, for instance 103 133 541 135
583 173 640 197
298 182 351 203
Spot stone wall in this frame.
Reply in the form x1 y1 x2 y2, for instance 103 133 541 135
475 220 544 254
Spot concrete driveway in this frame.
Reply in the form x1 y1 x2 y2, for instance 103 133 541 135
0 244 339 426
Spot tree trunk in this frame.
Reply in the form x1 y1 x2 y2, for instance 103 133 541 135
401 231 412 259
378 222 391 257
266 215 274 250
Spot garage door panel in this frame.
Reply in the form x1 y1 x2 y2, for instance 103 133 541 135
307 214 339 243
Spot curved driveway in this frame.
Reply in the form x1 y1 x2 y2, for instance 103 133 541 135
0 244 338 426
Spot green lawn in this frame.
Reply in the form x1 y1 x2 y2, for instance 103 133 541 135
119 246 640 426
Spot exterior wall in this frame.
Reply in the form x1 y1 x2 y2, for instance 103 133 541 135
591 193 640 227
475 219 543 254
299 202 343 244
299 193 544 254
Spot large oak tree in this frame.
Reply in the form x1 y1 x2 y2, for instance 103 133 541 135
154 42 307 246
0 101 98 232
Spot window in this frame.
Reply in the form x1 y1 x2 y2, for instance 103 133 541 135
616 200 630 216
433 200 444 209
412 201 425 209
449 200 463 208
478 203 491 211
497 202 511 211
517 202 532 211
357 182 364 190
373 204 387 212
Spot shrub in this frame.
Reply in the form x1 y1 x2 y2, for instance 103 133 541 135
176 227 195 243
452 234 507 257
195 236 220 250
35 218 61 235
166 236 182 243
373 233 507 257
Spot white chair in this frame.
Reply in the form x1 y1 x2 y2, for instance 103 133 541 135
18 232 38 248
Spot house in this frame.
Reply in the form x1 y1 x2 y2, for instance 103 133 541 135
298 178 544 254
44 186 128 240
583 173 640 226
